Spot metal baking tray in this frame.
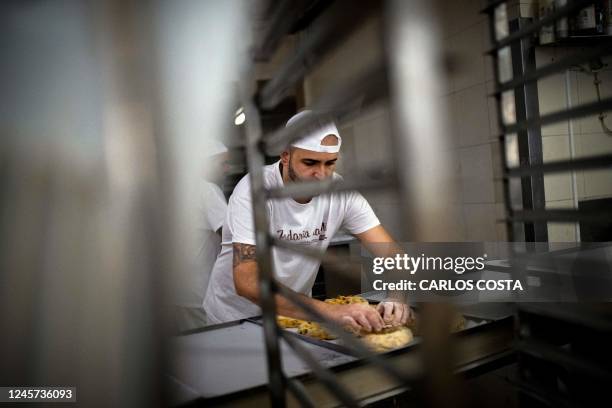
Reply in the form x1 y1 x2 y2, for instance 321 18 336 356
253 294 509 359
168 319 357 404
168 297 514 405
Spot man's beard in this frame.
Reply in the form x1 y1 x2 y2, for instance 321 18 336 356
288 152 305 183
287 152 317 201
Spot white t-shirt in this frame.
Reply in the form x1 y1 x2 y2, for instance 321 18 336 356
180 181 227 308
203 161 380 323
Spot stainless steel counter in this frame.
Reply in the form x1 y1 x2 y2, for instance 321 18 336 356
168 302 515 407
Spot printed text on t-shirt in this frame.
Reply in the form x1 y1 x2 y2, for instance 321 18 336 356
277 222 327 242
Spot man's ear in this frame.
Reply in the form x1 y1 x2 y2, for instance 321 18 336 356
281 150 290 166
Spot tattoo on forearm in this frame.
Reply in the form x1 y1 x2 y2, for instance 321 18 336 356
233 243 257 267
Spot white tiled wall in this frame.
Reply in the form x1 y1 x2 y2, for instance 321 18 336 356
542 134 574 202
451 24 488 91
463 203 499 241
457 83 492 147
459 144 496 204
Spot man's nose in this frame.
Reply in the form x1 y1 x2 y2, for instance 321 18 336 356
312 165 326 180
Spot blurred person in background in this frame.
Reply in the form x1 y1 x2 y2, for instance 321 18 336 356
175 141 230 331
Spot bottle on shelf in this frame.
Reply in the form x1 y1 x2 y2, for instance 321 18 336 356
539 0 556 44
571 1 606 36
605 0 612 35
555 0 569 38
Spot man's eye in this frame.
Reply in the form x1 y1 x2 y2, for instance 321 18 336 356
326 162 336 166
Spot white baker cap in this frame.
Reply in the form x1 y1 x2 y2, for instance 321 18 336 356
286 110 341 153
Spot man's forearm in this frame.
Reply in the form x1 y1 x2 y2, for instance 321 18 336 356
232 242 386 331
355 226 408 304
232 242 334 321
272 284 334 321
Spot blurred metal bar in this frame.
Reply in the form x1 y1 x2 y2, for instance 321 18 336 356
486 0 594 52
264 63 388 155
289 0 336 33
280 331 360 407
241 94 286 406
266 167 396 199
506 154 612 177
509 18 548 242
510 209 612 223
493 45 612 95
386 0 460 241
286 378 316 408
258 0 377 109
387 1 466 403
480 0 508 14
0 0 168 405
253 0 300 61
503 97 612 134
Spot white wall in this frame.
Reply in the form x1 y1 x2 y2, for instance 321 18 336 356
439 0 507 242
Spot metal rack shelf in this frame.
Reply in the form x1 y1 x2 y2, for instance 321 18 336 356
483 1 612 405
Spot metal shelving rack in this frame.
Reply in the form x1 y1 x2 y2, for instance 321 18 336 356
483 0 612 405
238 0 464 405
483 0 612 242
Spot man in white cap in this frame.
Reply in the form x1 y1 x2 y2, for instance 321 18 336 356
203 111 411 332
176 140 229 331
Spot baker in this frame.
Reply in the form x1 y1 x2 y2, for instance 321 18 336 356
203 110 412 332
175 140 229 331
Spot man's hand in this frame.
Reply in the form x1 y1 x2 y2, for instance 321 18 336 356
376 301 414 327
327 303 385 333
353 226 414 327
